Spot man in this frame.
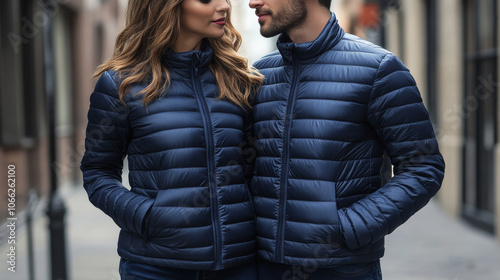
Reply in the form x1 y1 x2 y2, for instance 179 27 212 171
247 0 445 279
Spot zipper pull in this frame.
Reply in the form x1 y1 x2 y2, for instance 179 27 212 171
193 54 200 76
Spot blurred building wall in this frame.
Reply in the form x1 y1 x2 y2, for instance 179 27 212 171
435 0 464 222
398 0 499 242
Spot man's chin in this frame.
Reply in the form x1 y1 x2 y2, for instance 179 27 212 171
260 28 280 38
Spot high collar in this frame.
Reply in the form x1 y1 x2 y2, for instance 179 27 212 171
277 13 345 63
163 40 213 72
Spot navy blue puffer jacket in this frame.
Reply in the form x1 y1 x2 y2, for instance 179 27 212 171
251 13 445 267
80 44 256 270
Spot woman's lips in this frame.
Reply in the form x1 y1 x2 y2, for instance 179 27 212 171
212 18 226 26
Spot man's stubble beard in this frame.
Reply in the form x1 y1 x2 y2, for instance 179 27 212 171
260 0 307 38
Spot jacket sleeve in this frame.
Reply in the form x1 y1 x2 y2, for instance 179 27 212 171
338 54 445 251
80 71 154 237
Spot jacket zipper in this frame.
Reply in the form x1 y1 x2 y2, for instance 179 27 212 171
192 55 222 270
276 50 301 262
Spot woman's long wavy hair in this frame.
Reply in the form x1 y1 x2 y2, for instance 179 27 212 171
94 0 263 107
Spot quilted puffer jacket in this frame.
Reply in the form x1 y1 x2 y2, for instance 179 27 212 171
80 43 256 271
251 13 445 267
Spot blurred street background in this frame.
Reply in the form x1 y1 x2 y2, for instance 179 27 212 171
1 0 500 279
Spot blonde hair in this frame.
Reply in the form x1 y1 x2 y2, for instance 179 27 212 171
94 0 263 107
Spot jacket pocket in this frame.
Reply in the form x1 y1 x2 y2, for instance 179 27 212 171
330 182 346 247
141 191 159 241
142 204 153 242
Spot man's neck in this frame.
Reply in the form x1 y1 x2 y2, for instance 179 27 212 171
287 6 331 44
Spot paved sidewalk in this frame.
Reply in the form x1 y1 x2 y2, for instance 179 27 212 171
2 186 500 280
1 185 121 280
382 200 500 280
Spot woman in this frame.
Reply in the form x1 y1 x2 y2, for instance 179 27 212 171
80 0 263 279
